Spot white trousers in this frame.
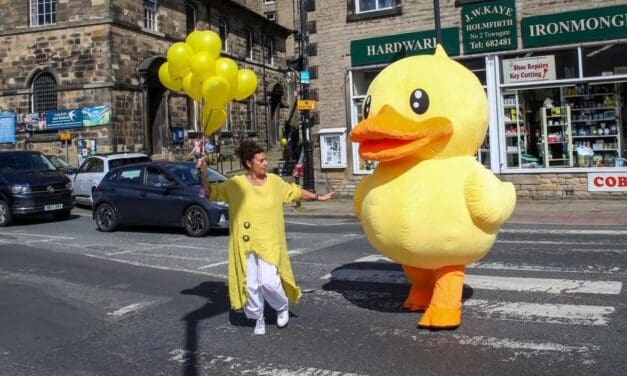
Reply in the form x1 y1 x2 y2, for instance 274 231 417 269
244 252 288 320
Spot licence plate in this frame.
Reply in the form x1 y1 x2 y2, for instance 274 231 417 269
44 203 63 211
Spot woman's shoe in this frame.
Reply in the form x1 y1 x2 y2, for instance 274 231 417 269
277 310 289 328
254 318 266 335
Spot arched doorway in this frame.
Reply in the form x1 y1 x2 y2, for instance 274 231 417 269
267 82 285 147
138 56 168 156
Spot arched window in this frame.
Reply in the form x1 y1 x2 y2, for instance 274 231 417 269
185 3 196 34
31 71 58 112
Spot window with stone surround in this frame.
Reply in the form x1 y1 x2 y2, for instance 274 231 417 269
218 19 228 53
185 3 196 34
347 0 401 22
144 0 158 31
31 72 57 112
246 28 254 60
30 0 56 26
245 99 256 132
264 38 274 66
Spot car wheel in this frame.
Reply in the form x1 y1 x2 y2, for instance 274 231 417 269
183 205 211 237
0 200 12 227
53 209 72 221
95 203 118 232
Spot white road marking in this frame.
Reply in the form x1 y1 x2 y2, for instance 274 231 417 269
175 354 368 376
464 299 614 326
198 261 228 269
106 302 151 317
137 242 205 250
286 220 357 226
0 233 75 239
322 269 622 295
500 228 627 235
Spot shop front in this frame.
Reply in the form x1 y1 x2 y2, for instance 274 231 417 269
346 2 627 198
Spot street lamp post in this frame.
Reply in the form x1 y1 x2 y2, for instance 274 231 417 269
434 0 442 44
299 0 315 192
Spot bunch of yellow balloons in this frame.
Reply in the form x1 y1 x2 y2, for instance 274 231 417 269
158 30 259 135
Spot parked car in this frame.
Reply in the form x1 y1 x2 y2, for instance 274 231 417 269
69 153 150 206
46 155 78 175
92 162 229 236
0 150 74 226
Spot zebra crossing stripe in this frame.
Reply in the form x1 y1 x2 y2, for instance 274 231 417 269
464 299 614 326
322 269 622 295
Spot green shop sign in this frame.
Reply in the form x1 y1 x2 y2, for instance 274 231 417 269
350 27 460 66
522 5 627 48
462 0 517 54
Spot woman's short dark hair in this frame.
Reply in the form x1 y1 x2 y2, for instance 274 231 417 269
236 140 264 169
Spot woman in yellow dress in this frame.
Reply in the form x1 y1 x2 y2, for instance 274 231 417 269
198 140 334 335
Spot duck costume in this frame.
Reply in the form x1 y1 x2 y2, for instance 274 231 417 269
350 45 516 329
208 174 302 311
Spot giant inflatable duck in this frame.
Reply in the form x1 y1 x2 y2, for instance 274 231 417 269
350 45 516 329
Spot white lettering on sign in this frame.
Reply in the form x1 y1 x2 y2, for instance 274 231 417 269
464 4 513 23
528 14 627 37
366 38 436 56
588 172 627 192
502 55 556 84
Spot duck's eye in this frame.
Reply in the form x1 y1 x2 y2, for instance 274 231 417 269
363 95 372 119
409 89 429 115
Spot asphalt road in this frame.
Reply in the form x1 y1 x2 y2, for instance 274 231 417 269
0 207 625 375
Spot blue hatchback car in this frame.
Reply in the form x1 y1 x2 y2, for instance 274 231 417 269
92 162 229 236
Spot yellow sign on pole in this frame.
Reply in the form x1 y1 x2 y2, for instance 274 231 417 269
297 99 317 110
59 131 72 141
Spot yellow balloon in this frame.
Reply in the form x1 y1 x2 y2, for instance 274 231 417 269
202 76 231 109
214 57 239 91
190 51 216 81
185 30 202 47
281 138 288 146
233 69 259 100
201 106 227 135
189 30 222 57
166 42 194 68
182 73 203 101
168 62 190 80
158 62 182 91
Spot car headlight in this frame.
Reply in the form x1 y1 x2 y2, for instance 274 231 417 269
11 185 31 195
215 201 228 207
65 181 73 191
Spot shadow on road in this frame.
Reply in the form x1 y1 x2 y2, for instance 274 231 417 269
321 262 474 313
180 281 258 376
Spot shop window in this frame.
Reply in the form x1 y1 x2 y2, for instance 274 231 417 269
500 48 578 84
582 44 627 78
185 3 196 34
144 0 158 31
30 0 56 26
31 71 57 112
218 19 228 52
350 69 380 174
456 57 487 86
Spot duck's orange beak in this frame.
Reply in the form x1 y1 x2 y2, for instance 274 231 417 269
349 105 453 162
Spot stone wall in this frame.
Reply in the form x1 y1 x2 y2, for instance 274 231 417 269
502 173 627 199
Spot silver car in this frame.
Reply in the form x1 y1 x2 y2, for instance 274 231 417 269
69 153 150 206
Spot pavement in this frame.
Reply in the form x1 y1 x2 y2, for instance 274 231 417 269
284 198 627 226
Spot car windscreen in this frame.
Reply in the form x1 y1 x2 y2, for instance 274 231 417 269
108 156 151 170
0 153 57 173
164 164 226 185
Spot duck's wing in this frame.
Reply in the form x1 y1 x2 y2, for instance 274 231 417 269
353 175 373 220
464 167 516 231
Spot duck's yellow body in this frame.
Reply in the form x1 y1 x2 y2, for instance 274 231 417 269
350 45 516 329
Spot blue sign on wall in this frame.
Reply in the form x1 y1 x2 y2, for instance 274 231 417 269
0 111 16 143
46 109 84 130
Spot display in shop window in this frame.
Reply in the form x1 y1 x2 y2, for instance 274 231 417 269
540 105 573 168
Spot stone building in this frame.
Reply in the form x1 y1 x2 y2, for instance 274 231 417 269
248 0 627 199
0 0 294 166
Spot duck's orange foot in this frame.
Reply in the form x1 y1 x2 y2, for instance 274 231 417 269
418 306 461 329
403 288 432 312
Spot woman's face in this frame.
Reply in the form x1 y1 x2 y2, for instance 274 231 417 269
247 152 268 176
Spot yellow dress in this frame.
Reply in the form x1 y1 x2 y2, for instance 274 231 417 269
209 173 302 310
